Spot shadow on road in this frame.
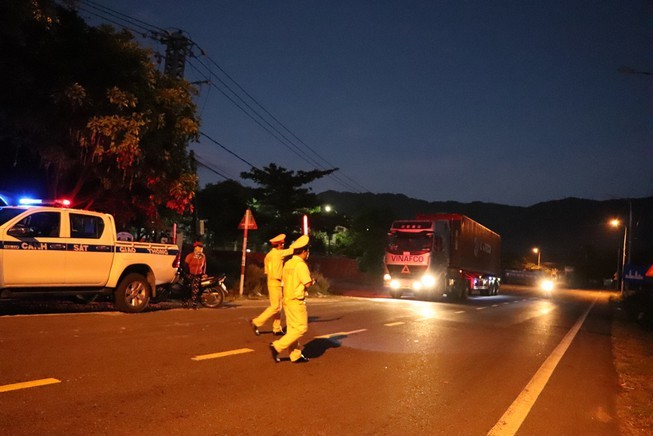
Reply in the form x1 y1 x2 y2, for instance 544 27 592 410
302 337 343 359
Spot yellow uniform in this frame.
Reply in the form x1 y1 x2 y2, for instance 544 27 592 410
252 245 292 333
271 254 312 362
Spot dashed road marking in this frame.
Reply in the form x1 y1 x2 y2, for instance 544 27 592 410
455 310 465 314
315 329 367 339
476 307 487 310
0 378 61 393
384 322 405 326
192 348 254 361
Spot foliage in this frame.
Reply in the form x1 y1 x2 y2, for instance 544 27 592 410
0 0 200 228
195 180 249 248
240 163 336 242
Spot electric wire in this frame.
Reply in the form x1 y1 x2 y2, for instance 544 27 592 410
193 44 371 193
73 0 371 193
187 56 365 192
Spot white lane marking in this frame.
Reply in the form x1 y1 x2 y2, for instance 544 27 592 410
487 299 596 436
492 304 499 307
0 378 61 393
315 329 367 339
192 348 254 361
384 322 405 327
455 310 465 314
476 307 487 310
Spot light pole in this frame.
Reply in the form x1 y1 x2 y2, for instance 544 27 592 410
532 247 541 268
610 219 628 295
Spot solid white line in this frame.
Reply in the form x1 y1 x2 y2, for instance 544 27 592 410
192 348 254 361
0 378 61 393
314 329 367 339
384 322 405 326
487 299 596 436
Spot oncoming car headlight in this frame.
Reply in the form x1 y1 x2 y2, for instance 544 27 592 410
540 279 555 292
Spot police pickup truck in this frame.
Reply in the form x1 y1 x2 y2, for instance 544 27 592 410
0 205 180 313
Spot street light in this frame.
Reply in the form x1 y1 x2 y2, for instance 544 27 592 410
610 219 628 295
532 247 541 268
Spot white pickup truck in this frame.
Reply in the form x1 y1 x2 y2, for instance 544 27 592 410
0 205 180 313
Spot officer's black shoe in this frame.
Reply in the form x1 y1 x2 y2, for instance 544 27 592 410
269 343 281 363
273 328 286 336
249 319 260 336
292 354 309 363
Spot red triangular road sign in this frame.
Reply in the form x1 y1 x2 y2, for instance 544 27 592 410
238 209 258 230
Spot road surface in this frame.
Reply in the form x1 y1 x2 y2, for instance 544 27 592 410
0 285 619 435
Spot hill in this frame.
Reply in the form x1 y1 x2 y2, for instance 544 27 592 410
317 191 653 282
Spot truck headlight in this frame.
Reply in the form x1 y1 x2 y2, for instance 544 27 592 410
383 273 391 281
390 280 400 289
421 274 436 288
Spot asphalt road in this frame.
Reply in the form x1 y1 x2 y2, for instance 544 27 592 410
0 285 620 435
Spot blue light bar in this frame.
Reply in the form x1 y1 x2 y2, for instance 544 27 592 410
18 198 43 205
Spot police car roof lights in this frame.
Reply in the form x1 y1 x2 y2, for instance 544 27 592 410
18 198 43 205
17 198 72 207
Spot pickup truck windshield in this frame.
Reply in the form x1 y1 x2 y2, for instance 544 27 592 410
387 231 440 255
0 208 26 226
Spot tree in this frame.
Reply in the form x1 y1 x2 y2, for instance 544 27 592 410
240 163 336 241
0 0 199 228
196 180 249 248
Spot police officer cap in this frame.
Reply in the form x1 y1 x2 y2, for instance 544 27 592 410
269 234 286 244
290 235 310 250
193 241 204 247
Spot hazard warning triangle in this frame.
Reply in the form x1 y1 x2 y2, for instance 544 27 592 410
401 265 410 274
238 209 258 230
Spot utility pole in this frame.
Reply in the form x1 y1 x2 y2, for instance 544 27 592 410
162 30 191 79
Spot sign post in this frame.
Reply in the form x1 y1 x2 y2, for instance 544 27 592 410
238 209 258 296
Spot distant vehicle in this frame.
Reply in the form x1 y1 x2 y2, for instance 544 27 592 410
383 213 501 300
0 202 180 313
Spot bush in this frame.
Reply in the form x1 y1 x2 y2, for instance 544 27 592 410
307 272 330 296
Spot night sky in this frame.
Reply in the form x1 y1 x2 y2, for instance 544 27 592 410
83 1 653 206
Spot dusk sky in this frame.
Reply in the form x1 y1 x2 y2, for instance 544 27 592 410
83 1 653 206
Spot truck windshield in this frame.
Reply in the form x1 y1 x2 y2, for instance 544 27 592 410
0 208 26 226
386 231 435 255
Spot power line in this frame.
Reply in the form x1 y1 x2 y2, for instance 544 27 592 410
199 131 258 169
74 0 371 193
194 45 371 192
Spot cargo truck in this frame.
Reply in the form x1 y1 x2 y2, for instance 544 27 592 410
383 213 501 300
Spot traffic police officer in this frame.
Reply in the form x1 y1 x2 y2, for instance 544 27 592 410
250 234 293 335
269 235 313 363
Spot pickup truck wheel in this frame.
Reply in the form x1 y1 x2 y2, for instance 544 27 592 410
201 288 224 308
114 273 151 313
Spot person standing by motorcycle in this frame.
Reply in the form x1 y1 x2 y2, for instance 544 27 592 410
250 234 293 335
269 235 313 363
184 241 206 309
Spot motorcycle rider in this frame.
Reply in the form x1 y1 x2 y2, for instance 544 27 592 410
184 241 206 309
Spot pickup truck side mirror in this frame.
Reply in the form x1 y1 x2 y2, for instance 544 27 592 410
7 224 33 238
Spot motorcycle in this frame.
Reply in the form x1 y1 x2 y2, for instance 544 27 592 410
156 267 228 308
